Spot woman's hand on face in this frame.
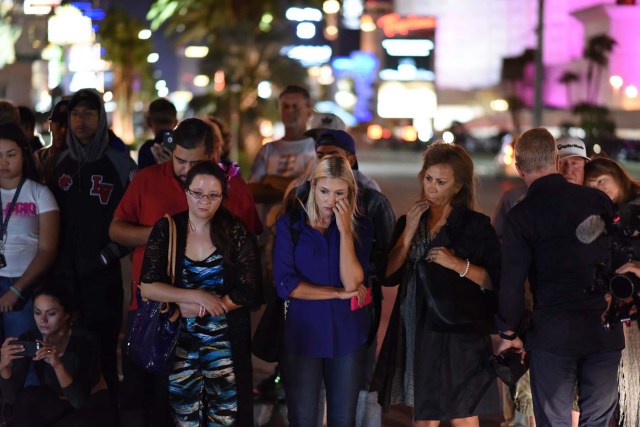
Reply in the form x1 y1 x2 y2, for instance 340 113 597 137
33 342 62 368
0 291 19 313
198 291 228 317
426 247 459 271
0 338 23 370
333 198 352 234
405 201 430 236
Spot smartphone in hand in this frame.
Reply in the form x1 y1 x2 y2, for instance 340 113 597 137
13 341 41 358
350 287 373 311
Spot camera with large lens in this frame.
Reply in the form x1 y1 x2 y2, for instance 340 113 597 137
592 204 640 329
99 241 131 266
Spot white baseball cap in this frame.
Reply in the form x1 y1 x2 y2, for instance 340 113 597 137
305 113 346 138
557 137 589 161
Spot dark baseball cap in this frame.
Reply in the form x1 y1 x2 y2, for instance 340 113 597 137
315 129 358 170
49 99 70 125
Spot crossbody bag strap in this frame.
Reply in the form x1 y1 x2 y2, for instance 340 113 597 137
165 214 177 285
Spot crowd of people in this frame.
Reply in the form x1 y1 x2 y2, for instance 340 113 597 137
0 85 636 427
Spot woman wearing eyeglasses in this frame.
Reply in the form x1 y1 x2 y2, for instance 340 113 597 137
140 161 261 427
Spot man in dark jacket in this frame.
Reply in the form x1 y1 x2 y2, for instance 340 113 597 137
49 88 137 405
496 128 623 427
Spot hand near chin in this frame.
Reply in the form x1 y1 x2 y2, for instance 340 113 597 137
405 201 430 236
333 199 352 234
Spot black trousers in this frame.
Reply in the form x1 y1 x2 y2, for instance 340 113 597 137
530 349 621 427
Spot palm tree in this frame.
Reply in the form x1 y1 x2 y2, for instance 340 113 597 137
501 49 535 135
583 34 617 105
558 70 579 109
98 7 156 144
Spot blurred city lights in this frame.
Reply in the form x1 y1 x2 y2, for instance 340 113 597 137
286 7 322 22
317 65 334 85
296 22 316 39
593 144 602 154
24 0 57 15
281 45 332 67
342 0 364 30
325 25 339 40
104 101 116 113
155 80 167 90
157 87 169 97
259 120 274 137
442 131 455 144
609 75 623 90
184 46 209 58
213 70 225 92
259 13 273 31
48 5 94 45
147 53 159 63
257 81 272 99
490 99 509 112
103 91 113 102
323 0 341 14
625 85 638 98
367 124 383 140
193 75 210 87
401 126 418 142
138 29 152 40
335 90 357 109
381 39 434 57
360 15 376 32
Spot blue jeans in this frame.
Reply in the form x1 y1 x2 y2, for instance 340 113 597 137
0 276 38 386
530 349 620 427
280 345 367 427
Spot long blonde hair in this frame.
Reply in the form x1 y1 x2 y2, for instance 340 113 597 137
305 156 359 235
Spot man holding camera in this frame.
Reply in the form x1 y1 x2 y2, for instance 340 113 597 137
496 128 624 427
49 88 137 405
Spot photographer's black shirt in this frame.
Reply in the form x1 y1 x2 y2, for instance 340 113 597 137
497 173 624 357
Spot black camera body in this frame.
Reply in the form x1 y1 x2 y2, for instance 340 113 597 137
592 204 640 329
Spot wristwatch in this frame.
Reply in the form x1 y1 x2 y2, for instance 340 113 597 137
499 330 518 341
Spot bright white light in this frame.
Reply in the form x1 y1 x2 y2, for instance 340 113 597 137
442 131 455 144
259 120 274 137
48 6 94 45
335 90 357 109
286 7 322 22
296 22 316 39
610 75 623 90
157 87 169 97
317 65 334 85
281 45 332 67
138 29 152 40
104 101 117 113
593 144 602 154
103 91 113 102
193 75 210 87
257 81 272 99
184 46 209 58
24 0 52 15
342 0 364 30
323 0 340 14
147 53 159 63
381 39 434 57
490 99 509 112
377 82 437 119
625 85 638 98
155 80 167 90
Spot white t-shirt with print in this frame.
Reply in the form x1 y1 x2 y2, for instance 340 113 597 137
249 137 316 182
0 179 59 277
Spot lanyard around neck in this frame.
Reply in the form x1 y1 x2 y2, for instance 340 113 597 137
0 178 26 240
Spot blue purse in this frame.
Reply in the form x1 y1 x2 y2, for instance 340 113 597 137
125 215 181 374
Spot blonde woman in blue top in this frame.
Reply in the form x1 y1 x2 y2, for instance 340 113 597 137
273 156 373 427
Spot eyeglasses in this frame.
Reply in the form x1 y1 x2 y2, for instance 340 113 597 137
187 188 222 202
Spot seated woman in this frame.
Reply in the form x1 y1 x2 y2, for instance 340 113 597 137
371 142 501 427
140 161 261 427
273 156 373 427
584 156 640 427
0 286 112 426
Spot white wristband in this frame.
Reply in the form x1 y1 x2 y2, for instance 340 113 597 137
460 259 470 278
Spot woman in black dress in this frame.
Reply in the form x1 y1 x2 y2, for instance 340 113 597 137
372 142 501 426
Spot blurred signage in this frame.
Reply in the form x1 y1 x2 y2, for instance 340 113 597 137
377 81 437 119
331 51 379 122
377 14 436 38
284 6 331 67
377 14 436 83
48 5 94 45
281 45 332 67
